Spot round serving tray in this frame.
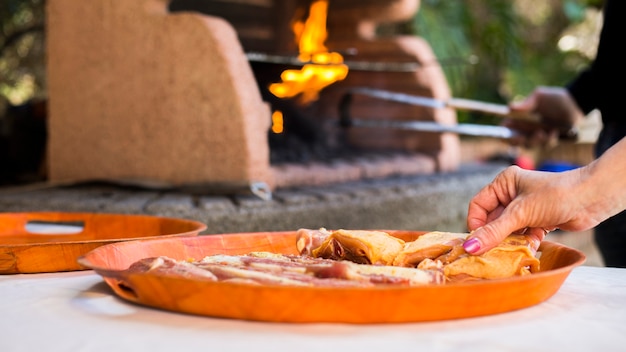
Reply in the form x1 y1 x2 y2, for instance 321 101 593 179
78 230 586 323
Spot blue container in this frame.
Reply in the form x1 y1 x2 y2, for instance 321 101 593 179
537 161 580 172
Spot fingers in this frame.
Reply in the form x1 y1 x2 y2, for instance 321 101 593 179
503 118 560 149
509 93 537 112
466 166 520 226
464 218 522 255
464 224 552 256
467 201 505 232
525 226 554 243
526 128 559 149
464 165 552 255
505 87 580 148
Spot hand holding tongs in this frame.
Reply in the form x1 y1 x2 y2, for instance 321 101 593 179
340 87 578 141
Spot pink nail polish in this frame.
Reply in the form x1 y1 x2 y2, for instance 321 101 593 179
463 238 481 254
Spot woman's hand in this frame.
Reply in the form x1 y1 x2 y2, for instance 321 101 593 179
464 165 603 255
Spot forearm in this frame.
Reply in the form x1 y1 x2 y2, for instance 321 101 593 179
577 137 626 221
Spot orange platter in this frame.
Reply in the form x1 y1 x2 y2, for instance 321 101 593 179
78 230 586 324
0 212 206 274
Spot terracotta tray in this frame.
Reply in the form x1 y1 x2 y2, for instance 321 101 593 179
0 212 206 274
78 230 586 323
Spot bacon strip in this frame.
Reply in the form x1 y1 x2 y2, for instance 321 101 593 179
124 252 443 287
126 256 218 281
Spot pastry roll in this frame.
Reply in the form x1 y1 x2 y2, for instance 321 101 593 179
304 229 405 265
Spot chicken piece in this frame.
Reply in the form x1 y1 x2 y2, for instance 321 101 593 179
310 229 405 265
444 234 541 281
392 231 469 267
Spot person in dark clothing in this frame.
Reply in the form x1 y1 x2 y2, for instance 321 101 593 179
464 0 626 267
567 1 626 267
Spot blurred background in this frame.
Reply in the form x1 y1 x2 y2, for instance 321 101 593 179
0 0 605 184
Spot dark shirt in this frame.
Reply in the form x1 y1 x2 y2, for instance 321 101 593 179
567 0 626 267
566 0 625 156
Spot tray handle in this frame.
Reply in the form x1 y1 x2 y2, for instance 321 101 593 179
106 278 140 303
24 220 85 235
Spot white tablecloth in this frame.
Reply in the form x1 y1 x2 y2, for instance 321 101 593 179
1 266 625 352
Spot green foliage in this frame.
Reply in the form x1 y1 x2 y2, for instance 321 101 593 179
0 0 46 105
410 1 475 95
411 0 596 123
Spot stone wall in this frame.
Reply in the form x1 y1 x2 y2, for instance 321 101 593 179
0 163 503 234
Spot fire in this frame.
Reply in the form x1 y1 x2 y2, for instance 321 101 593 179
269 0 348 105
271 110 284 134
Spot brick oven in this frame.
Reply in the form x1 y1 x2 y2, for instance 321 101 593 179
46 0 461 194
7 1 596 257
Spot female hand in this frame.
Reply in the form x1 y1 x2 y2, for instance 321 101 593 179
464 165 604 255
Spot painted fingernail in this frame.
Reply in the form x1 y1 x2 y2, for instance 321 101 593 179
463 238 481 254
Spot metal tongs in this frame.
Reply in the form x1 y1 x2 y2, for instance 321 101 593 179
339 87 543 140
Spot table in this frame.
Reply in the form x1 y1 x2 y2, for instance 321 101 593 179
1 266 625 352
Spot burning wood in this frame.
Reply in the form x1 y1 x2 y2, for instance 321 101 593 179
269 0 348 105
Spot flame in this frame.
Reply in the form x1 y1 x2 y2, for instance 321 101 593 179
269 0 348 105
271 110 284 134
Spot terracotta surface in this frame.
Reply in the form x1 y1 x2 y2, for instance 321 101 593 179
316 37 460 171
46 0 272 187
0 212 206 274
316 0 461 172
78 230 586 323
45 0 459 190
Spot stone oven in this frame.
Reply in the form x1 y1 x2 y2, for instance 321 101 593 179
46 0 460 194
